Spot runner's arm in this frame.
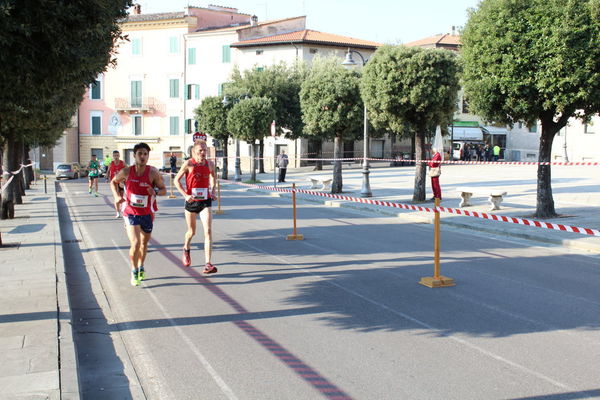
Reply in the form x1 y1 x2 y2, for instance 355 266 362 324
151 167 167 196
173 160 191 201
209 160 217 199
111 167 128 207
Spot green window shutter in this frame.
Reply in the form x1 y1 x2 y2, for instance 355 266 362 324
133 116 142 135
170 116 179 135
222 45 231 63
90 80 101 99
132 38 141 55
91 116 101 135
218 83 224 96
170 79 179 98
188 48 196 64
194 84 200 100
169 37 178 53
130 81 142 107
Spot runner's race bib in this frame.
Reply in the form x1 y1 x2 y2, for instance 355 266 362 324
191 187 208 200
130 194 149 208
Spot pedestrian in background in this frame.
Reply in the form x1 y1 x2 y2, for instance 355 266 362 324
276 150 289 183
169 152 177 174
428 127 443 201
493 144 501 161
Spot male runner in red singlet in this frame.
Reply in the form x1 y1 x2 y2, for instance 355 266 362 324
174 140 217 274
108 150 127 218
111 143 167 286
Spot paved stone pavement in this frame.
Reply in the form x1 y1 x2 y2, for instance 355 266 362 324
0 161 597 399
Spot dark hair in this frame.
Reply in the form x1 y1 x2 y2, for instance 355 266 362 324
133 142 151 154
112 150 120 154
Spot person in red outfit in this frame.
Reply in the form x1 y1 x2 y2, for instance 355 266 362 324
111 142 167 286
174 140 217 274
108 150 127 218
428 149 442 201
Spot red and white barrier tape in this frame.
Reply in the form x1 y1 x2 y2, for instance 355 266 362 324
223 180 600 237
1 163 36 192
214 155 599 167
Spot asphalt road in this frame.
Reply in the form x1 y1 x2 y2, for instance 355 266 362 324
57 178 600 400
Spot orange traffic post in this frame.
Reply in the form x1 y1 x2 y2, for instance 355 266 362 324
286 183 304 240
168 172 177 199
419 198 455 288
213 178 224 215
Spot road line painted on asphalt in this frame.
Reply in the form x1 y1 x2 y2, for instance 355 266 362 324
235 233 573 391
111 240 240 400
150 239 355 400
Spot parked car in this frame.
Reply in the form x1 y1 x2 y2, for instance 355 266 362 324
56 163 83 180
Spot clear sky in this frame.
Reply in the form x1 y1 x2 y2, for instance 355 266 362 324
135 0 480 44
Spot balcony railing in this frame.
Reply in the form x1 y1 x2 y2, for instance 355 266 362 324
115 97 158 113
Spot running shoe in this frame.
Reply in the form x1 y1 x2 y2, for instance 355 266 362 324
115 212 121 218
88 188 92 194
130 270 139 286
138 268 145 281
94 191 99 197
182 248 191 267
203 263 217 275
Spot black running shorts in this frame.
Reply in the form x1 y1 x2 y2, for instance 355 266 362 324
185 199 212 213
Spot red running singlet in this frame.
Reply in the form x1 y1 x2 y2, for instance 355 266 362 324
109 160 125 181
185 160 211 201
123 166 156 216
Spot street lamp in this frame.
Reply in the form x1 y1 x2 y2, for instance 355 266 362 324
342 48 372 197
222 95 242 181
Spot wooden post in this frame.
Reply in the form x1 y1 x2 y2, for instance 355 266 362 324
213 178 224 215
419 198 454 288
286 183 303 240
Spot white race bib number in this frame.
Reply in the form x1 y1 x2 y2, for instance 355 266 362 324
191 188 208 200
130 194 149 208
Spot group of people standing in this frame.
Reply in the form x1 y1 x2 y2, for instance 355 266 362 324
100 140 216 287
460 143 501 162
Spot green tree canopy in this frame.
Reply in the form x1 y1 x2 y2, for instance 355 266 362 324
226 97 275 181
461 0 600 217
361 45 460 201
195 96 230 178
300 57 363 193
225 62 306 139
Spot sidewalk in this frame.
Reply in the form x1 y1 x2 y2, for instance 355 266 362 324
239 162 600 254
0 177 79 399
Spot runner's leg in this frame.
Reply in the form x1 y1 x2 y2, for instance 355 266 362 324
125 224 142 270
199 206 212 264
184 209 196 250
139 229 151 268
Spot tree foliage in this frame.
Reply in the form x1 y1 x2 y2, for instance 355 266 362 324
195 96 230 178
300 57 363 193
226 97 275 181
225 62 306 138
461 0 600 217
361 45 460 201
0 0 131 219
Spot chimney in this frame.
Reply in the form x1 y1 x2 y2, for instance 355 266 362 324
451 25 456 35
133 3 141 15
250 15 258 27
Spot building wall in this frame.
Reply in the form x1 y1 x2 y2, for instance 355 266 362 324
551 115 599 161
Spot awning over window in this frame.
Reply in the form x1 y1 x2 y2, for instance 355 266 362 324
451 126 484 141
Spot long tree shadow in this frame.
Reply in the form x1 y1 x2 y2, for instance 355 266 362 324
57 195 135 400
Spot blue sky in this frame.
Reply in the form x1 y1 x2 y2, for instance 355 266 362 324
136 0 480 44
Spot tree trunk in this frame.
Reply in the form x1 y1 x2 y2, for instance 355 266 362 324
258 139 265 174
331 135 343 193
1 137 18 219
221 139 228 180
412 128 426 202
250 143 257 182
534 123 558 218
314 139 323 171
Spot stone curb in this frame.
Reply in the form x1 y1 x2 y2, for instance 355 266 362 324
52 180 81 399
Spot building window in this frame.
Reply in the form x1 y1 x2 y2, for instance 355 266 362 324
255 49 263 55
218 83 225 96
584 123 595 134
256 66 264 72
132 115 142 136
90 76 102 100
169 79 179 98
188 48 196 64
185 119 193 134
310 48 318 54
528 124 537 133
222 45 231 63
130 80 142 107
132 38 142 55
169 37 179 53
186 84 193 100
170 116 179 135
90 112 102 135
195 84 200 100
